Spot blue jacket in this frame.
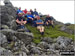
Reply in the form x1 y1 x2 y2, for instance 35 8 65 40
17 9 23 14
27 15 34 21
33 11 38 15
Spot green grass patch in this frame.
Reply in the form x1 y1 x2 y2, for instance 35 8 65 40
26 24 74 43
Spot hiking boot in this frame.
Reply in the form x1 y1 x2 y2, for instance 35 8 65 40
41 32 44 35
52 25 54 28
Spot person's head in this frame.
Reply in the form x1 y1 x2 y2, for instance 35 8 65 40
47 14 50 17
36 16 40 20
25 9 27 11
19 7 21 10
30 9 33 11
27 11 31 15
34 8 36 11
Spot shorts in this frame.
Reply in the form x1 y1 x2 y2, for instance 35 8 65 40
37 26 44 29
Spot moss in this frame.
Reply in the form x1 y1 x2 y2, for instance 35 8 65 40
26 24 74 43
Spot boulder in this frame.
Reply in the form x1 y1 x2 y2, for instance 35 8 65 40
65 23 71 26
1 29 33 45
56 36 73 50
37 42 50 49
1 24 9 29
0 5 16 27
0 47 13 56
41 37 53 44
0 33 7 46
4 0 13 7
30 47 41 54
60 25 74 34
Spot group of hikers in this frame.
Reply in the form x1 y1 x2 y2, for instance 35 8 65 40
16 7 54 35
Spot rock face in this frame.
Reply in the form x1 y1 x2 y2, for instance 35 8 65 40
0 33 7 46
60 25 74 34
0 2 16 27
1 29 33 45
4 0 13 7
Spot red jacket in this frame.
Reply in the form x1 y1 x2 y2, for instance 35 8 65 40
23 9 28 14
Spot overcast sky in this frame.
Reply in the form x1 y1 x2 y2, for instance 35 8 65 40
1 0 74 24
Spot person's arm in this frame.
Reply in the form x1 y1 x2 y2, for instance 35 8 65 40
16 19 21 24
23 21 27 24
22 18 27 24
28 17 33 20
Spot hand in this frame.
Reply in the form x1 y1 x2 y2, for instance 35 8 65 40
32 18 33 20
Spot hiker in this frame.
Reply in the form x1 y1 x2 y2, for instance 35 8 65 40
33 8 38 16
23 9 28 14
32 15 37 27
16 12 27 29
44 15 54 28
36 16 44 35
39 12 43 17
17 7 23 15
26 12 34 25
30 9 34 15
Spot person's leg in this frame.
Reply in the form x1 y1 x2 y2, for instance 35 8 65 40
37 26 42 34
50 20 54 28
50 20 53 25
41 26 44 32
37 26 41 31
19 25 24 29
40 26 44 35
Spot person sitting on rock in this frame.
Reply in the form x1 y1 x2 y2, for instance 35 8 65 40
16 12 27 29
32 15 38 27
17 7 23 15
26 12 34 25
23 9 28 15
44 15 54 28
36 16 44 35
30 9 34 15
33 8 39 16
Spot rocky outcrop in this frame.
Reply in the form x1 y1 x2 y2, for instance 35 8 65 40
0 1 17 27
0 33 7 46
0 0 74 56
60 25 74 34
1 29 33 45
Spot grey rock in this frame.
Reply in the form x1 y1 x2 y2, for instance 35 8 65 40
0 47 13 56
56 36 73 50
1 29 33 45
4 0 10 4
1 5 16 27
37 42 50 49
41 37 53 44
60 25 74 34
4 0 13 7
1 24 9 29
0 33 7 46
65 23 71 26
30 47 41 55
21 44 29 53
53 19 64 25
10 20 18 30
